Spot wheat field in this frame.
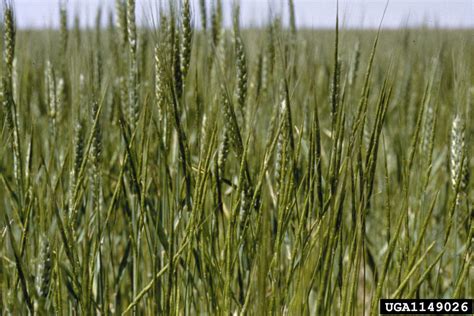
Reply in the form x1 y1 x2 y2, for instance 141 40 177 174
0 0 472 314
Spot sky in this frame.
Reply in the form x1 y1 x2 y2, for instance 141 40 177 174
11 0 474 29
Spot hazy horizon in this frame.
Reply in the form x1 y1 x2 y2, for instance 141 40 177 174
11 0 474 30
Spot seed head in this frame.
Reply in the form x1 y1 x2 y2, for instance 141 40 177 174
3 3 16 82
59 2 68 54
115 0 128 46
127 0 136 54
199 0 207 31
450 114 469 193
36 236 52 298
235 35 247 112
180 0 193 82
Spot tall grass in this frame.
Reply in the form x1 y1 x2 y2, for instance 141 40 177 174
0 1 472 315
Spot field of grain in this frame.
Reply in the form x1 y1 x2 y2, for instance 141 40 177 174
0 0 472 314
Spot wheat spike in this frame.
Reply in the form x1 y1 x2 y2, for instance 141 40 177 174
115 0 128 46
180 0 193 83
36 236 52 298
450 114 469 194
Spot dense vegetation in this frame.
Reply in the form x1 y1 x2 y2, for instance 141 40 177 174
0 0 472 314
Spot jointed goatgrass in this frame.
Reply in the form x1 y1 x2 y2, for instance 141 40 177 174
0 1 472 315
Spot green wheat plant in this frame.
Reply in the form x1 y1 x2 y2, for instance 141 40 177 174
0 0 472 315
